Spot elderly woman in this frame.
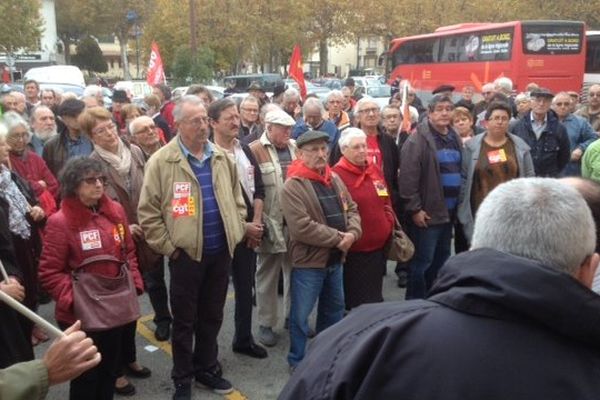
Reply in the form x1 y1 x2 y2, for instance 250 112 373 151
332 128 394 309
0 122 47 343
458 101 535 243
78 107 151 395
39 157 144 400
515 92 532 119
3 112 59 207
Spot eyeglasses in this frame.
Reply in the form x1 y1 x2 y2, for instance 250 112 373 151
358 107 380 114
182 116 209 125
589 93 600 98
9 131 29 141
92 122 117 136
134 125 156 135
82 176 108 185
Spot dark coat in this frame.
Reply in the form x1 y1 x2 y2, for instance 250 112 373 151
399 121 459 225
280 248 600 400
511 110 571 177
239 142 265 222
329 127 400 213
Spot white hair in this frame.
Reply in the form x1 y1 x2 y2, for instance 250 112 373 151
302 97 325 114
9 91 25 102
354 97 378 113
282 88 300 102
552 91 571 105
494 77 513 93
83 85 103 98
327 90 343 103
3 111 31 140
173 95 204 123
128 115 153 135
338 127 366 149
0 122 7 141
472 178 595 275
515 92 530 103
482 83 495 93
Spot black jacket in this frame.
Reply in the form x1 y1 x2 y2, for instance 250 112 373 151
280 248 600 400
511 110 570 177
329 127 400 213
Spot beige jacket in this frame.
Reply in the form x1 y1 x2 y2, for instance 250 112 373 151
137 138 246 262
249 132 297 253
281 174 362 268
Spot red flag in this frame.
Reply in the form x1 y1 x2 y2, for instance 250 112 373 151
288 45 306 100
147 41 165 85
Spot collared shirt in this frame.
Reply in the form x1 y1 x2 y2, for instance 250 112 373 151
178 136 214 168
530 113 548 140
66 134 93 158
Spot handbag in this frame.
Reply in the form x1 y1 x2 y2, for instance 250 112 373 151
71 226 140 331
386 214 415 263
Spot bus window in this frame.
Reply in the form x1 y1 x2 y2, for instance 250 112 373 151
394 38 439 65
586 37 600 73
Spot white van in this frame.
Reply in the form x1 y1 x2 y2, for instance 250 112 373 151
24 65 86 87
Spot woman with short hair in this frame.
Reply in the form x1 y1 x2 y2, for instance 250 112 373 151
332 128 395 309
458 101 535 243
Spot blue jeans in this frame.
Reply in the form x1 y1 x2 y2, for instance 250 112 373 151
288 264 344 367
406 222 453 300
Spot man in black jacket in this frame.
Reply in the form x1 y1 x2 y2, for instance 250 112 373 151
280 177 600 400
512 88 570 177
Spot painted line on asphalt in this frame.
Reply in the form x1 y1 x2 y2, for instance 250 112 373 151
137 305 249 399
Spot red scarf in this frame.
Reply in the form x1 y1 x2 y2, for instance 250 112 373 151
334 156 383 189
286 159 332 187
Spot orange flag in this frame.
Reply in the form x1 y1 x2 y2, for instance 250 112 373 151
401 81 411 133
147 41 165 85
288 45 306 100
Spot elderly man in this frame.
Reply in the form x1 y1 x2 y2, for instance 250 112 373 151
43 99 93 177
248 82 269 108
399 94 461 299
138 96 247 399
576 84 600 133
325 90 351 131
130 116 162 159
238 95 262 144
292 97 339 150
512 88 570 177
29 105 57 156
281 88 301 120
473 82 496 116
9 92 28 117
1 93 18 113
551 92 597 176
281 130 361 371
24 79 40 108
209 98 268 359
280 177 600 400
249 107 297 347
381 105 402 139
40 89 57 110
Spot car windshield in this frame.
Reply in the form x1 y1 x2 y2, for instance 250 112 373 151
367 85 391 98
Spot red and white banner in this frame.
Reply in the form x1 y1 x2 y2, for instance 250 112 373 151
147 41 165 85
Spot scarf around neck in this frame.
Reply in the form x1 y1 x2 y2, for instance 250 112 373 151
335 156 383 189
286 159 332 187
0 166 31 239
94 138 132 177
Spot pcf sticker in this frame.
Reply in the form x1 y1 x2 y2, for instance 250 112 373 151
173 182 192 199
80 230 102 251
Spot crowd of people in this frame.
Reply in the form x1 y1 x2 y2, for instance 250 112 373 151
1 74 600 400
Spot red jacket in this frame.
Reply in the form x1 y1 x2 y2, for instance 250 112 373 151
333 157 394 252
9 150 59 199
160 101 176 133
39 194 143 325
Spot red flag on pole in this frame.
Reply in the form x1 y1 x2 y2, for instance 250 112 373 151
288 44 306 100
147 41 165 85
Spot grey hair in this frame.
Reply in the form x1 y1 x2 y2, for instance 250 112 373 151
260 103 281 123
240 95 259 108
494 77 513 92
0 122 7 141
472 178 596 275
128 115 153 136
83 85 103 97
302 97 325 114
173 95 204 123
338 127 366 150
3 111 31 140
515 92 530 103
282 88 300 102
354 97 379 113
9 91 25 102
482 82 495 92
327 90 343 103
552 91 571 105
30 105 54 123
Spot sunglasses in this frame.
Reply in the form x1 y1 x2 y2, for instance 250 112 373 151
82 176 108 185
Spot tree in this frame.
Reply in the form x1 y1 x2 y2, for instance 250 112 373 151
0 0 44 54
55 0 96 63
171 45 215 86
72 36 108 74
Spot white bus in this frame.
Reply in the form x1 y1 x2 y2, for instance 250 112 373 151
583 31 600 101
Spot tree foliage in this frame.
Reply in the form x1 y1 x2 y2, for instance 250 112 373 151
0 0 44 54
171 45 215 86
72 36 108 73
55 0 96 63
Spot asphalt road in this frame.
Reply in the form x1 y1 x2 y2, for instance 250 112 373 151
36 261 405 400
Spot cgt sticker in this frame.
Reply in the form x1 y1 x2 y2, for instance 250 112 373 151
172 196 196 217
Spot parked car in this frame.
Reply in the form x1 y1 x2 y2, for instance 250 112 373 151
223 73 282 93
114 80 153 102
365 84 392 109
172 85 226 101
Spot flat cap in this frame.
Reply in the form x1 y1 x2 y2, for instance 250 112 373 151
432 84 455 95
296 130 330 148
248 81 265 92
265 108 296 126
529 87 554 98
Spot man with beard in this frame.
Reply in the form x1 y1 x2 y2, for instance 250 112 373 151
29 106 57 156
